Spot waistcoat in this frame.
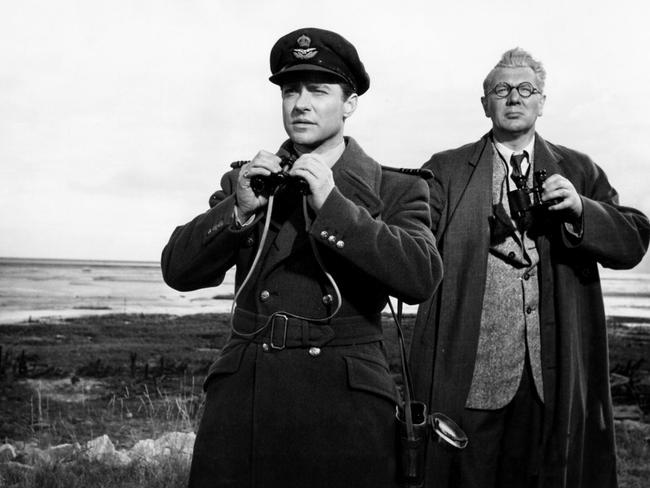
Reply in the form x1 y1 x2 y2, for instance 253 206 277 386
465 148 544 409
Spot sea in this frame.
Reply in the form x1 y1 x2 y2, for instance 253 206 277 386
1 257 649 327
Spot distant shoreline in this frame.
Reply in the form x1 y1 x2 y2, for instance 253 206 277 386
2 310 650 330
0 256 160 268
1 256 649 276
2 257 649 325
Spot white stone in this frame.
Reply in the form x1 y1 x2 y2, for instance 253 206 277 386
0 443 17 462
128 432 195 463
22 446 51 465
155 432 195 458
130 439 157 462
83 435 130 466
85 435 115 461
46 443 79 462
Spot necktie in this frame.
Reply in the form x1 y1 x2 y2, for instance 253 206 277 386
510 151 528 184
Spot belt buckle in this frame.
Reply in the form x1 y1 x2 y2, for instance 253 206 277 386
270 314 288 350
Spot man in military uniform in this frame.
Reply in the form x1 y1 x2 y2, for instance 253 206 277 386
410 47 649 488
162 28 442 487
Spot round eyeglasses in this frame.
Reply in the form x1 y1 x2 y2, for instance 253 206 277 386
487 82 542 99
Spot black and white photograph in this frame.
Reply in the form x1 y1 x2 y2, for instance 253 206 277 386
1 1 648 487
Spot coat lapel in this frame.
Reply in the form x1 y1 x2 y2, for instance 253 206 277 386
262 137 383 273
533 133 564 179
438 134 493 241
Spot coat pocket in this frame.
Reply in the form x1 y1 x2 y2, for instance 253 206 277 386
344 353 399 404
203 343 246 391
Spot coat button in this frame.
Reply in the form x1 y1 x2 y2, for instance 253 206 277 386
336 240 344 249
262 343 270 352
320 231 329 239
508 251 516 259
245 236 255 247
308 347 321 357
259 290 270 302
322 294 333 305
526 305 535 314
523 272 530 280
328 235 337 244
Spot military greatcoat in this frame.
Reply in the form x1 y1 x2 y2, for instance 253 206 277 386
162 137 442 488
409 132 649 488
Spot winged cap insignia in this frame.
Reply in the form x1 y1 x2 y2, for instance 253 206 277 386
292 34 318 59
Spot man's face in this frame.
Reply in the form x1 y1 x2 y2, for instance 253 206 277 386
481 67 546 138
281 78 357 152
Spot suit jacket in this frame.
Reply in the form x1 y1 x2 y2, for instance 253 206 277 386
409 132 649 488
162 136 442 487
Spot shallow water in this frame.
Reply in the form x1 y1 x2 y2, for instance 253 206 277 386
1 257 649 325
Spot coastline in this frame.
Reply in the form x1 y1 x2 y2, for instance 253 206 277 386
3 296 650 327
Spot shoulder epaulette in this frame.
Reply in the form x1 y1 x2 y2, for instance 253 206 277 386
230 160 250 169
381 166 434 180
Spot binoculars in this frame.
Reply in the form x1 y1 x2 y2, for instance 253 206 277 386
507 169 557 220
250 156 310 197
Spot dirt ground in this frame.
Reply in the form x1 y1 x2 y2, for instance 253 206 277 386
0 313 648 448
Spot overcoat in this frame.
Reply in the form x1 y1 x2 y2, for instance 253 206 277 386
162 137 442 487
409 132 649 488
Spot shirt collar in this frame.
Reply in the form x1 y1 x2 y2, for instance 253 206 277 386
493 137 535 165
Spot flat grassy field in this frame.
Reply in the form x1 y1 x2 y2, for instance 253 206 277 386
0 313 648 487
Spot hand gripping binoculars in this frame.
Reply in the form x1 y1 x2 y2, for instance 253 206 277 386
250 155 310 197
507 169 558 220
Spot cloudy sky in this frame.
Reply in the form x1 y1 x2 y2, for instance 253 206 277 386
1 0 649 272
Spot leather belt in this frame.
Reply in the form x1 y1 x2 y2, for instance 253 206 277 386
232 308 384 349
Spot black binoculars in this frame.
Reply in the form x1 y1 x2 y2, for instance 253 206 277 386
507 169 558 220
250 156 310 197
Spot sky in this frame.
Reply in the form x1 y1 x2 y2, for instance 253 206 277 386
1 0 650 272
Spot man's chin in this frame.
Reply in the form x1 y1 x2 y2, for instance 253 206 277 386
289 134 321 149
499 122 533 134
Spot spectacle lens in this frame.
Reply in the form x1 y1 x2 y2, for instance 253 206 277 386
491 82 539 98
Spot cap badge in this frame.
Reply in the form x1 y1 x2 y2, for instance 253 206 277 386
292 34 317 60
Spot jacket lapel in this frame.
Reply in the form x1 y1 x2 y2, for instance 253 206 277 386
533 133 564 179
262 137 383 273
438 133 493 241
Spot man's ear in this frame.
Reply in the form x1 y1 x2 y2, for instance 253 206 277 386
537 94 546 117
343 93 358 120
481 96 490 118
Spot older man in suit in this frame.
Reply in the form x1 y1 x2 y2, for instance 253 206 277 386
410 47 649 488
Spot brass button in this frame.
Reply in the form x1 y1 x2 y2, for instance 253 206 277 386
328 235 337 244
259 290 270 302
262 343 270 352
308 347 321 357
336 240 344 249
322 294 333 305
320 231 329 239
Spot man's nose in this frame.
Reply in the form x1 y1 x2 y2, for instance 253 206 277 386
506 87 521 104
294 88 312 110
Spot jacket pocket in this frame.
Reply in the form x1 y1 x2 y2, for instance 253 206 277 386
203 343 246 391
344 353 399 404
